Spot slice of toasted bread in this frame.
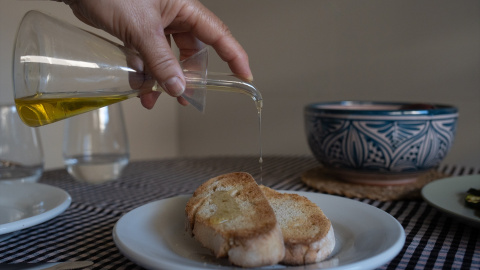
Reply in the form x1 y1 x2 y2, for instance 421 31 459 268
185 172 285 267
260 185 335 265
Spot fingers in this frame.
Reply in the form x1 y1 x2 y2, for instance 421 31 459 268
139 93 188 109
171 32 206 60
177 96 190 106
211 35 253 82
129 22 186 98
175 2 253 81
140 91 161 110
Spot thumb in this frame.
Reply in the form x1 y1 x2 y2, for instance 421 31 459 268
135 33 185 97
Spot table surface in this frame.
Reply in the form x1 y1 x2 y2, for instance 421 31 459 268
0 156 479 270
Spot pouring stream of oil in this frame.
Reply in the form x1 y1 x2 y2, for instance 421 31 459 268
258 104 263 183
201 82 263 183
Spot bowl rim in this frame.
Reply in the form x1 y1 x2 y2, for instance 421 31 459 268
304 101 458 116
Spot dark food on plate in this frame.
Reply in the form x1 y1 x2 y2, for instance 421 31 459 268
465 188 480 209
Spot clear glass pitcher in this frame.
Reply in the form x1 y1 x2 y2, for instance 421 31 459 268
13 10 262 127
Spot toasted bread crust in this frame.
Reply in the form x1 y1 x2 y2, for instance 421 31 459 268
260 186 335 265
185 172 285 267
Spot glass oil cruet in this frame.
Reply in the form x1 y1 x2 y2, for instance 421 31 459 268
13 10 262 127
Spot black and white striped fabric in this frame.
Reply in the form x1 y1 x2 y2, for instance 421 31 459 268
0 156 478 269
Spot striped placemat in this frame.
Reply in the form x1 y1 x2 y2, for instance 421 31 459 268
0 156 478 269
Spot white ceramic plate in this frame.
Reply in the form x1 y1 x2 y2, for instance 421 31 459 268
422 174 480 227
0 182 71 235
113 191 405 270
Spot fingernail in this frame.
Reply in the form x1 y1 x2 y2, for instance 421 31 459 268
163 77 185 97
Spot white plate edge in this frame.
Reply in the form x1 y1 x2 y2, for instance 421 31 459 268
0 183 72 235
113 192 406 270
421 174 480 225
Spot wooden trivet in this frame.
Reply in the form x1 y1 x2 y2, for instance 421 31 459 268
301 167 449 201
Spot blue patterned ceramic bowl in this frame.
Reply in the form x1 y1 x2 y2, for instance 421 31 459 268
304 101 458 185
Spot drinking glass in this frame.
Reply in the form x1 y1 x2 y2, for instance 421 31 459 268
0 104 43 183
63 103 129 184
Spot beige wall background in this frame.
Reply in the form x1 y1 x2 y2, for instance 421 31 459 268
181 0 480 168
1 1 479 169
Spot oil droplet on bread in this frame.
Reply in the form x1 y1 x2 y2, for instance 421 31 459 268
209 190 241 224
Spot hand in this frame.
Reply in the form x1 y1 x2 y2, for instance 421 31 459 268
60 0 252 109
